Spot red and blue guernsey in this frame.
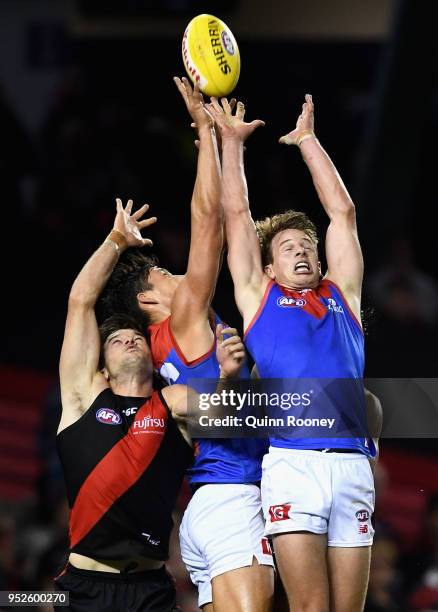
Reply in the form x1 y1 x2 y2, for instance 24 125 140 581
148 316 268 485
244 279 375 457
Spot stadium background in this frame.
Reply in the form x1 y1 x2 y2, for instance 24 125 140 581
1 0 438 610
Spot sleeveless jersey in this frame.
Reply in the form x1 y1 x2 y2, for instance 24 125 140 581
57 389 193 561
244 279 375 456
148 316 268 485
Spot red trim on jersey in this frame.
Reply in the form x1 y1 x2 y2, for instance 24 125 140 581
53 561 69 581
279 283 327 320
244 280 275 338
318 279 332 298
148 317 215 369
69 392 167 550
244 278 362 335
167 320 215 367
324 279 364 334
148 317 172 369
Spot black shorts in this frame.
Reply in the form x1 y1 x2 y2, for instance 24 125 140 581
54 564 179 612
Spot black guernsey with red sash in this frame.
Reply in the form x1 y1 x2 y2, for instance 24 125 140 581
57 389 193 561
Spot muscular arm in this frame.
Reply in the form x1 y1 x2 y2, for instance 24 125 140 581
59 240 120 430
170 78 223 358
209 99 267 327
280 95 363 319
300 138 363 299
59 200 155 432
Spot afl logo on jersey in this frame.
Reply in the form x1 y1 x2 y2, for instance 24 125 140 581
276 296 306 308
96 408 122 425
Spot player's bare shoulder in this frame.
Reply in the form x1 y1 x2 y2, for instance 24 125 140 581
58 372 108 434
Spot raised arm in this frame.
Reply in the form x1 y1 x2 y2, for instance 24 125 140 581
58 199 156 432
280 95 363 319
207 98 268 326
169 78 223 357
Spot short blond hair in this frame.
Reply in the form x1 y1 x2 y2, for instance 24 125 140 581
255 210 318 265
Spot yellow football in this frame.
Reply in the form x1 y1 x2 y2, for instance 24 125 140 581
182 14 240 97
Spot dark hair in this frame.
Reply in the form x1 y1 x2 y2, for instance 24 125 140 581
100 248 159 323
98 312 147 369
255 210 318 266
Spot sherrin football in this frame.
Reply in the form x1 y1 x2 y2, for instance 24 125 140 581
182 14 240 97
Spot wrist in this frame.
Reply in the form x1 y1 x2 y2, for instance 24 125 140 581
219 366 230 380
104 229 128 255
296 130 316 147
221 136 244 149
197 124 214 136
219 366 239 380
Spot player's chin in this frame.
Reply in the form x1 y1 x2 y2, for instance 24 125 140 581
123 352 143 364
291 272 318 287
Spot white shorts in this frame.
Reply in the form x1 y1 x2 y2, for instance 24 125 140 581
261 447 375 547
179 483 274 607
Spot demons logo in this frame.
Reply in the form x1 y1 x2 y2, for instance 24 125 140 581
276 296 306 308
96 408 122 425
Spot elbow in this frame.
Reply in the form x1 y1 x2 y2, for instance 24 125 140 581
333 184 356 216
318 181 356 219
68 287 96 310
327 196 356 221
192 208 224 228
221 200 250 218
343 201 356 220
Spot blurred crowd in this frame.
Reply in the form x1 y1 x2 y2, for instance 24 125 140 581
1 36 438 611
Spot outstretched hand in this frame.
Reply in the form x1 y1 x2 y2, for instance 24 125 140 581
216 324 246 378
192 98 237 151
113 198 157 248
174 76 214 131
207 97 265 143
279 94 315 146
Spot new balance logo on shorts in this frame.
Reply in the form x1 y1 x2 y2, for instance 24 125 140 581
356 509 370 535
269 504 291 522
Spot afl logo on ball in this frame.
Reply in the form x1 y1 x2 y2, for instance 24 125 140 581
355 509 370 522
96 408 122 425
276 296 306 308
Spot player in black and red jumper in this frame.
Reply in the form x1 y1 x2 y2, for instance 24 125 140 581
55 198 246 611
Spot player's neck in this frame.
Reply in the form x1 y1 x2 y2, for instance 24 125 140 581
110 373 153 398
278 279 319 292
148 307 171 325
